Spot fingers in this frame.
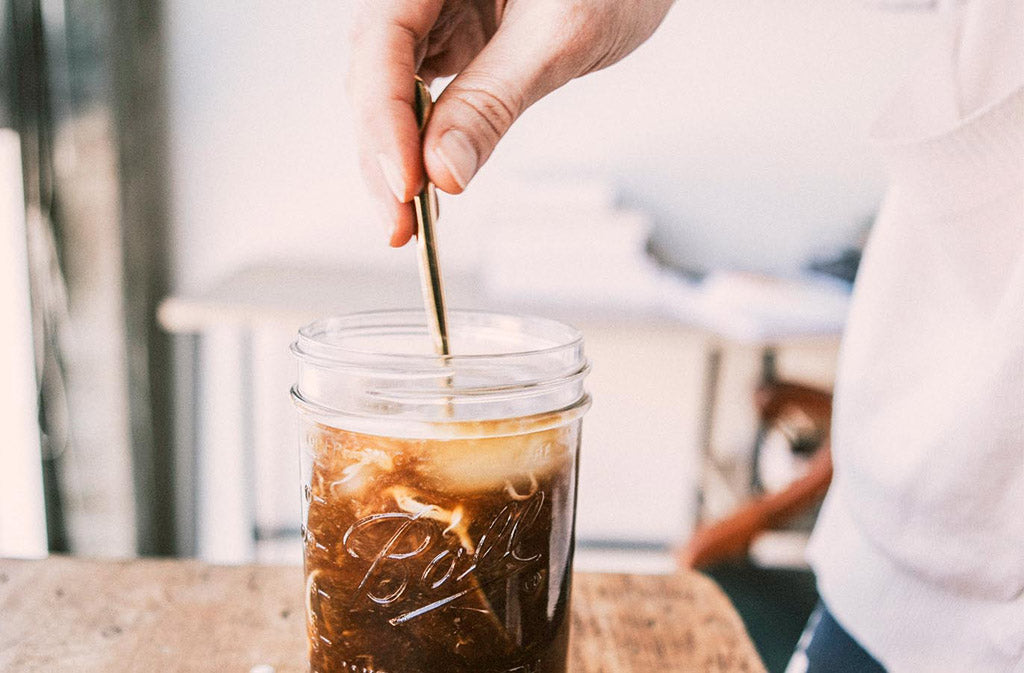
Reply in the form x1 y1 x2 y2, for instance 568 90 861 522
357 148 417 246
348 0 443 244
349 0 671 242
421 14 561 195
421 1 611 194
385 197 417 248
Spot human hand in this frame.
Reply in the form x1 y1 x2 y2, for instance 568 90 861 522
348 0 674 246
678 510 763 570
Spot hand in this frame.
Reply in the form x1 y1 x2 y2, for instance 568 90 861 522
348 0 674 246
679 510 763 570
679 446 833 570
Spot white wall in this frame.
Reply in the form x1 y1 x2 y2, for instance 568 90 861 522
162 2 941 552
164 1 940 294
0 130 47 558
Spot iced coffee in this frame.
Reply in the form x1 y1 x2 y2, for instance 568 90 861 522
301 417 580 673
292 311 590 673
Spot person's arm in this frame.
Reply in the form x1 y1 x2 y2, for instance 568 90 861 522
347 0 674 246
679 445 833 570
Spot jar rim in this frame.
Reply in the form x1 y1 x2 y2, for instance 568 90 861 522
291 309 590 427
291 309 584 368
291 388 592 439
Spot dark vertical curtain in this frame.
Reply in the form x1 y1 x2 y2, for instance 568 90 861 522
2 0 176 556
110 0 176 556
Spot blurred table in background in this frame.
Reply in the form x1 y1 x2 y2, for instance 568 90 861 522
158 264 705 566
0 556 766 673
158 264 845 568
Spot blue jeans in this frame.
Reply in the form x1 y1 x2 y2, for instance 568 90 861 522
788 603 887 673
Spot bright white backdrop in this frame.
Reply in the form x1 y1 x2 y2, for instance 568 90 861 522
163 0 941 294
160 1 941 558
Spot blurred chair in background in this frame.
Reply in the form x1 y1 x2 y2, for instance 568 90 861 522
681 381 834 673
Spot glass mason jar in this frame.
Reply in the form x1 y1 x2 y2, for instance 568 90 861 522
291 310 591 673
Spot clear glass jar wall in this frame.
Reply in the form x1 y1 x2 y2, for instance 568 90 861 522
292 311 590 673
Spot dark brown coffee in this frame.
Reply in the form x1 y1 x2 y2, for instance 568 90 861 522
302 418 580 673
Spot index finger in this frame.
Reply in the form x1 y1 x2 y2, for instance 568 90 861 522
348 0 443 209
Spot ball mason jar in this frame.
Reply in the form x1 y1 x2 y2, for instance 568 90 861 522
291 310 591 673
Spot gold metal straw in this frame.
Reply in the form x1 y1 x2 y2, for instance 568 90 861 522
412 77 450 357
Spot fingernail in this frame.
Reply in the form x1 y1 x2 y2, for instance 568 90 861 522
433 129 478 190
376 153 408 202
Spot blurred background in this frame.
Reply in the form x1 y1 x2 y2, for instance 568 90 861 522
1 1 941 669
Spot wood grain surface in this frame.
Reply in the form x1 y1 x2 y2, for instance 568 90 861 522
0 557 765 673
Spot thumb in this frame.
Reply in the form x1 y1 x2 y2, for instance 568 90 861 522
422 17 573 194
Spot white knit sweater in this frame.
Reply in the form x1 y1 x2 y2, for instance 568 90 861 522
807 0 1024 670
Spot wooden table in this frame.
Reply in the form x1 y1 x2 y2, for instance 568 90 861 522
0 557 765 672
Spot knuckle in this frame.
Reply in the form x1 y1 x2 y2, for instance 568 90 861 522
535 1 614 76
551 0 605 42
449 79 523 141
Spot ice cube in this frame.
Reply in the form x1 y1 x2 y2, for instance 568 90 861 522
421 427 572 493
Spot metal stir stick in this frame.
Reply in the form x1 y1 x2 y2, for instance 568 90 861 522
412 77 450 357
